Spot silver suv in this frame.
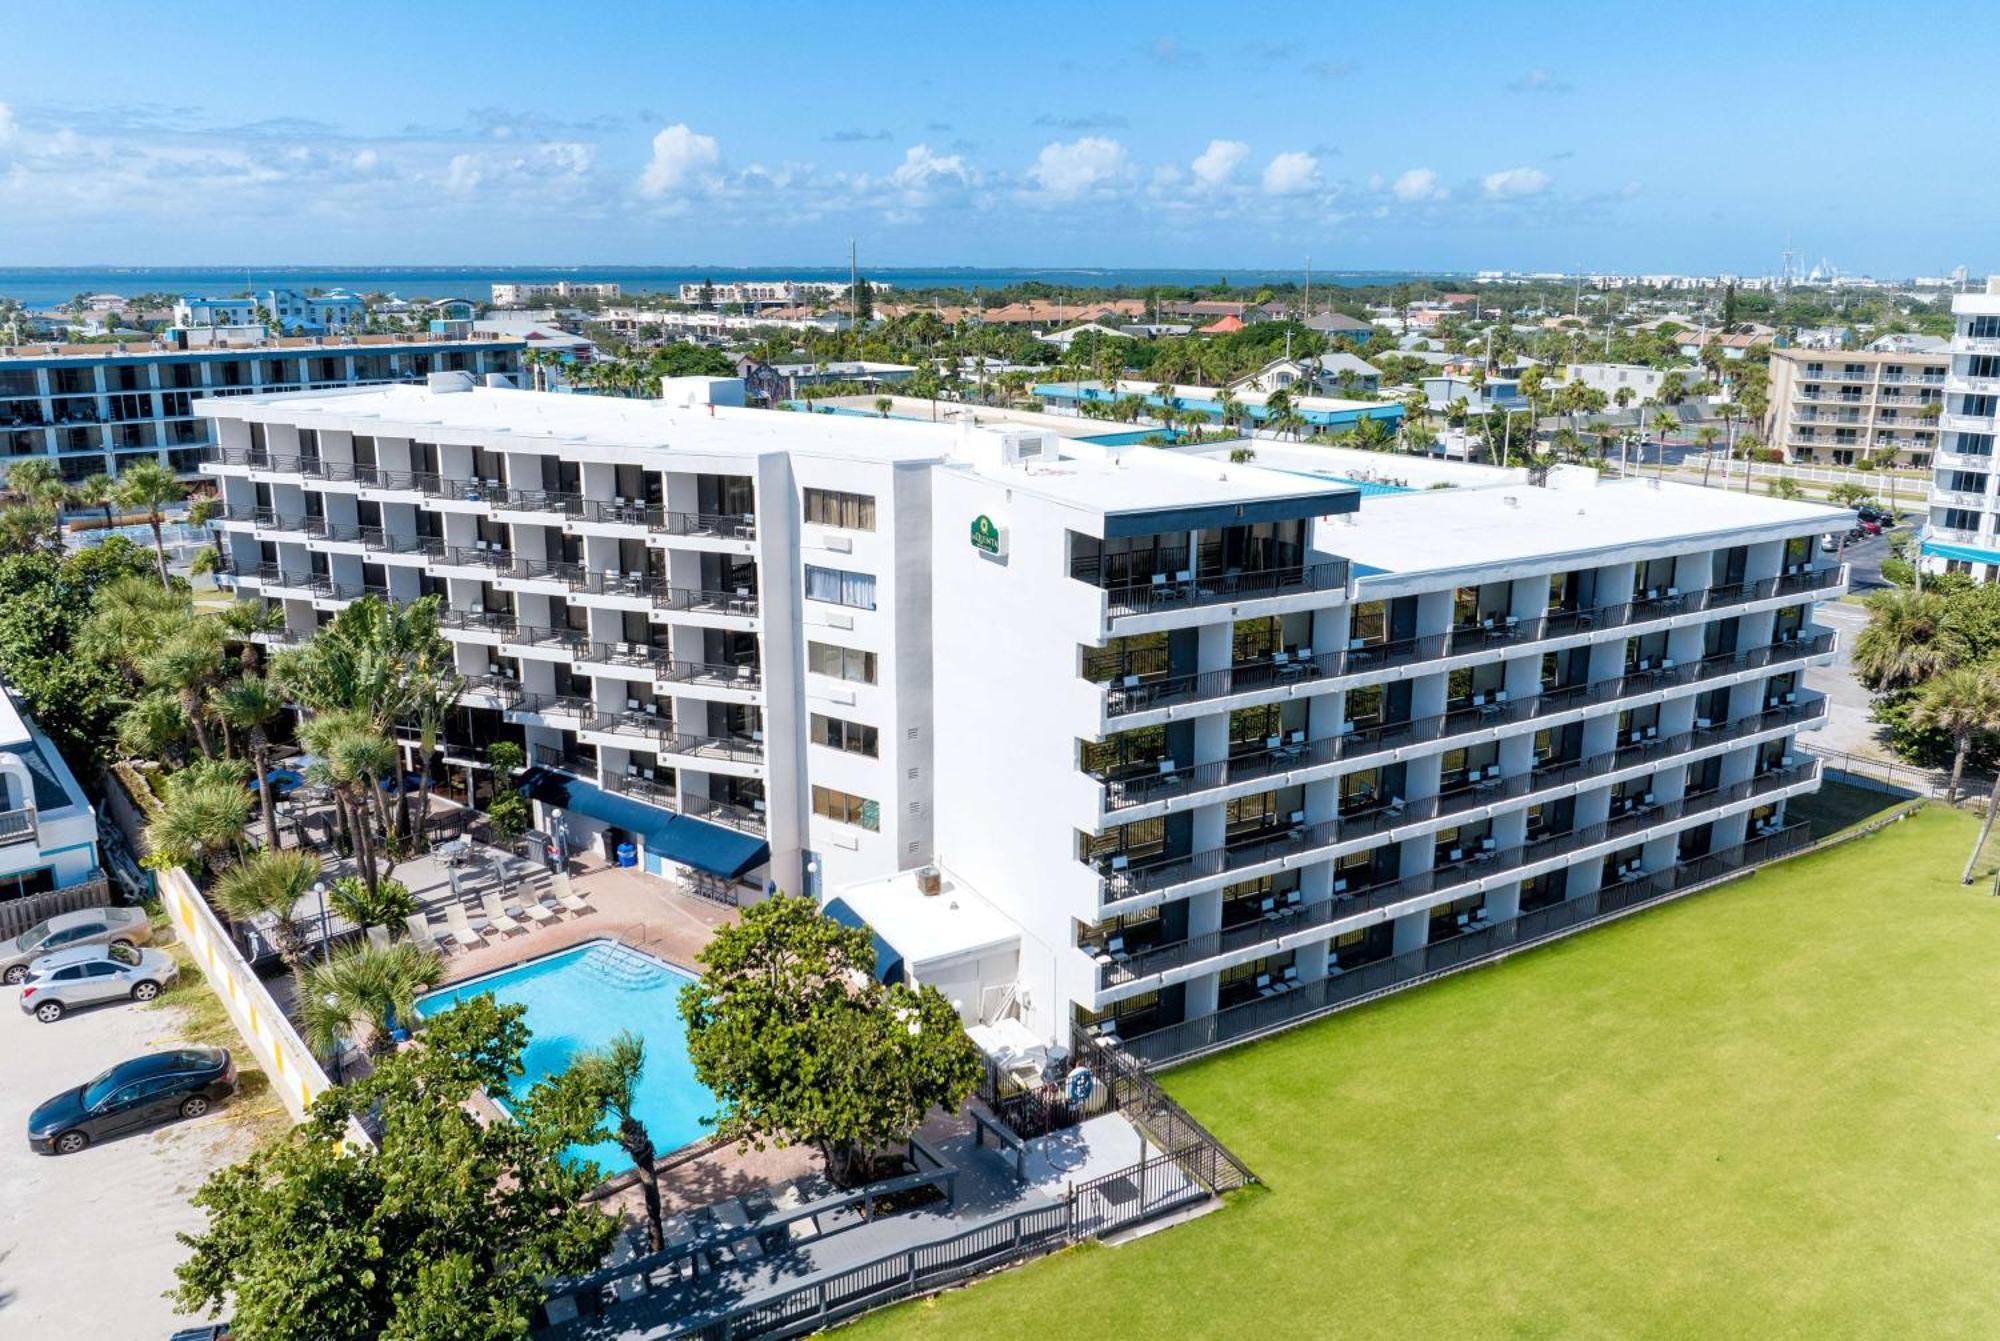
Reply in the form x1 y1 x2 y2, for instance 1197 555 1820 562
0 906 153 984
18 944 179 1022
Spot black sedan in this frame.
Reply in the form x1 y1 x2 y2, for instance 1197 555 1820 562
27 1047 237 1155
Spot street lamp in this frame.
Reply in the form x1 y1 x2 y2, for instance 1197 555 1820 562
312 880 330 965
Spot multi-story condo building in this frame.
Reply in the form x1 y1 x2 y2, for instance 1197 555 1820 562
675 280 885 309
175 289 369 335
197 380 1844 1065
1766 346 1946 468
490 282 622 307
0 332 523 483
1921 279 2000 581
0 679 103 901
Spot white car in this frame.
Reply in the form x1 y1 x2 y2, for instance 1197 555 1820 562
17 943 179 1022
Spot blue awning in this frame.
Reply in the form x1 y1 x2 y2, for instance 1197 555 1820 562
517 769 770 880
823 897 904 983
1922 539 2000 566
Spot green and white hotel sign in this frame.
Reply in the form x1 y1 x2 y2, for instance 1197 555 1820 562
970 513 1005 556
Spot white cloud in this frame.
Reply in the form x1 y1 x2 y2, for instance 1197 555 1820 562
0 102 15 149
444 153 482 194
891 143 968 190
1391 167 1447 202
638 123 719 197
1190 139 1249 189
350 148 379 172
1026 136 1129 199
1482 165 1550 198
539 141 595 175
1261 150 1320 196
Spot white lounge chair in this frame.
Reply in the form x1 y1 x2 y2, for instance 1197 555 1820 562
365 924 393 951
516 896 557 926
404 912 447 952
480 893 525 935
551 872 593 914
441 904 486 948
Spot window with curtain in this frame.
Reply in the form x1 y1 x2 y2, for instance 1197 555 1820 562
812 785 880 831
804 565 877 610
807 641 877 683
810 713 879 757
803 488 877 531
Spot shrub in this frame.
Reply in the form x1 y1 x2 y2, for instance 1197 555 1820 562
329 875 418 929
487 792 529 842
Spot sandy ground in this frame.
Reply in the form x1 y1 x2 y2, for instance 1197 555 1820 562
0 943 284 1336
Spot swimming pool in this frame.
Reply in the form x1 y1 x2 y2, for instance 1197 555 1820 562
415 940 716 1169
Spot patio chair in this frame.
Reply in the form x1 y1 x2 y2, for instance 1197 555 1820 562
481 892 525 935
551 872 593 914
365 924 393 952
516 895 557 926
404 912 448 952
440 905 485 949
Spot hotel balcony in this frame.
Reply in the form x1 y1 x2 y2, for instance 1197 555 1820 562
1113 820 1816 1063
1930 487 1991 511
1946 374 2000 396
1940 412 2000 434
1097 567 1844 725
1091 634 1834 821
1950 336 2000 356
1088 701 1825 913
0 806 38 846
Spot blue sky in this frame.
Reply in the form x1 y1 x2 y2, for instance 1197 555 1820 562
0 2 1989 274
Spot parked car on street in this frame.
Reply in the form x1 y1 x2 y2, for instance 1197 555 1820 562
0 906 153 984
18 943 179 1021
26 1047 236 1154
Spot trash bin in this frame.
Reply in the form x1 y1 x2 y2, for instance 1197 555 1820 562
615 842 638 868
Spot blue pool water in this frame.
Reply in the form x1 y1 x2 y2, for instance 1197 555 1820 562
415 940 716 1169
1275 469 1412 497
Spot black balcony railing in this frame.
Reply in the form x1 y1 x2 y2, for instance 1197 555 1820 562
1098 569 1844 719
1119 821 1815 1063
1075 558 1350 618
658 732 765 764
586 710 677 741
653 586 760 618
580 640 670 671
510 693 594 720
661 659 762 690
680 793 768 833
502 624 590 653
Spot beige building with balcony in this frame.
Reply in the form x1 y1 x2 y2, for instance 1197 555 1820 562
1765 347 1946 468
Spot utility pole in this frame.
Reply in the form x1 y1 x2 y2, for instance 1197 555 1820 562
848 239 858 327
1303 255 1312 318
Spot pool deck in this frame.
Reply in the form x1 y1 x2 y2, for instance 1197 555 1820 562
547 1111 1167 1340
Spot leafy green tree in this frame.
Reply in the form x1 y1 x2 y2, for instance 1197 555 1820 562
214 675 286 846
173 996 616 1341
680 894 983 1188
143 771 253 873
327 874 418 931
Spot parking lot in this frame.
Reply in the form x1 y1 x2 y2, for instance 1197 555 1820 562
0 942 283 1335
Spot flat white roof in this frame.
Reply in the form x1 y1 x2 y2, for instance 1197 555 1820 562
951 435 1358 519
197 384 955 466
830 866 1020 967
1329 475 1848 578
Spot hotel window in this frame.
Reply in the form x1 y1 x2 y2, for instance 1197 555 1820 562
810 713 879 757
807 640 877 684
812 785 880 831
803 487 876 531
803 565 877 610
1349 600 1387 644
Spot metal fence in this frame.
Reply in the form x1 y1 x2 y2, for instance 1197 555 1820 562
0 876 114 940
1800 741 1992 802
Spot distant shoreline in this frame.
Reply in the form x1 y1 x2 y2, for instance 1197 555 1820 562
0 265 1452 306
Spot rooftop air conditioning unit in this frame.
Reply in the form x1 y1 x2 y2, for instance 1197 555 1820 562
1001 432 1055 467
916 865 943 897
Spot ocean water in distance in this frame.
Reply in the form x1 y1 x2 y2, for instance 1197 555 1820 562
0 265 1446 306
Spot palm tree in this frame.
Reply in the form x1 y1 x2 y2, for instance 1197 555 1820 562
1852 588 1964 693
330 725 400 893
298 940 444 1062
5 456 64 509
211 847 321 972
116 690 188 764
1911 663 2000 803
557 1031 664 1251
403 664 464 852
71 471 117 534
143 775 252 873
140 621 228 758
0 503 57 557
114 458 187 587
81 574 188 685
214 676 287 850
218 599 286 675
1695 426 1722 486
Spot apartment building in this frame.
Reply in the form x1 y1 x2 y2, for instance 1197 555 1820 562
1920 280 2000 580
0 679 102 901
175 289 368 334
491 282 622 307
675 280 873 308
1765 347 1946 468
197 382 1844 1064
0 333 523 483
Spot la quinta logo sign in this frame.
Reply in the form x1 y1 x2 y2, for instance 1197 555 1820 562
969 514 1004 556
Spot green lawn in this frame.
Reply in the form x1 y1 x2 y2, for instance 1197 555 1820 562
858 805 2000 1340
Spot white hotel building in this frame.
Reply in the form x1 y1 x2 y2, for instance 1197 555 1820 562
200 379 1844 1064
